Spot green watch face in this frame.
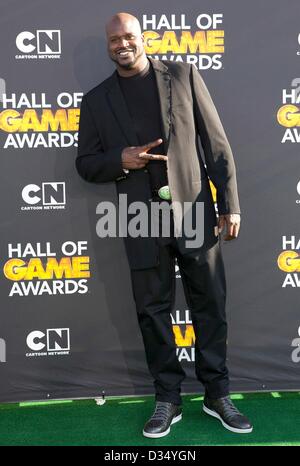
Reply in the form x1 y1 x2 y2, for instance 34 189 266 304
158 185 171 200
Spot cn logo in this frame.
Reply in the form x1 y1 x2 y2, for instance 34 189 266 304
22 182 66 206
16 30 61 54
27 329 70 352
0 338 6 363
291 325 300 363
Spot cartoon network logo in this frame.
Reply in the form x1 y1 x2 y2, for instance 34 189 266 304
15 30 61 59
291 325 300 363
26 328 70 357
297 180 300 204
21 182 66 211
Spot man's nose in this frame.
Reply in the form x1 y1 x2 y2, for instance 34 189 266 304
119 38 129 48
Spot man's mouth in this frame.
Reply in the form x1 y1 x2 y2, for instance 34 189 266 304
117 49 134 58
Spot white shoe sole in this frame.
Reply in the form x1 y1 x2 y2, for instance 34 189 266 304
142 413 182 438
203 405 253 434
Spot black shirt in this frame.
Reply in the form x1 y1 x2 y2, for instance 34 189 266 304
117 59 169 194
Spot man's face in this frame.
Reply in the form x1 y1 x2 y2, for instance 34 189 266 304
106 19 145 70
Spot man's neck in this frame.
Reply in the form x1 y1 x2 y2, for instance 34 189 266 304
116 55 149 77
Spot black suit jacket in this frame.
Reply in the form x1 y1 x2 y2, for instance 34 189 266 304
76 58 240 269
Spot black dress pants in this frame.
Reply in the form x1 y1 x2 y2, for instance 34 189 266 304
130 227 229 406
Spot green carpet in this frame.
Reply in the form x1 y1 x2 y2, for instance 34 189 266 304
0 392 299 446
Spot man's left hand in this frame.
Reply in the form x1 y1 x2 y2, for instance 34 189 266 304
218 214 241 241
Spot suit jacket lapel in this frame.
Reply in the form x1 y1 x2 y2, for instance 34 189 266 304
105 72 140 146
148 57 172 154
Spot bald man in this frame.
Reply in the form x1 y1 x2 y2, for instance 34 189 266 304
76 12 253 438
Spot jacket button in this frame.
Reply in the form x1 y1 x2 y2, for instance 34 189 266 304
144 169 148 173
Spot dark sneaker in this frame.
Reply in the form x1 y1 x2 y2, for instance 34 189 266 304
203 395 253 434
143 401 182 438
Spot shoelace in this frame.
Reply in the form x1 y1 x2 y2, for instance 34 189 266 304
218 397 243 420
150 402 173 421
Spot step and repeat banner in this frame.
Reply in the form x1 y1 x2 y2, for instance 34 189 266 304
0 0 299 402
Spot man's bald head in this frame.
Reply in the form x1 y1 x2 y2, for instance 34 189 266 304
105 13 142 37
105 12 148 76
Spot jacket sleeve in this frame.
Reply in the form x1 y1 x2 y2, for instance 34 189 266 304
76 95 127 183
190 64 241 215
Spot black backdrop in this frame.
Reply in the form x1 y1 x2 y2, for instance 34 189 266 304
0 0 299 402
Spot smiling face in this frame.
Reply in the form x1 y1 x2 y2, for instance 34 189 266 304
106 14 147 76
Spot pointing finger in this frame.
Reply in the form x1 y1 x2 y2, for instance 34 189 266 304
140 138 163 152
139 153 168 161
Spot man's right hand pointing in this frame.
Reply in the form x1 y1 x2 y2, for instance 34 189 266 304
121 138 168 170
